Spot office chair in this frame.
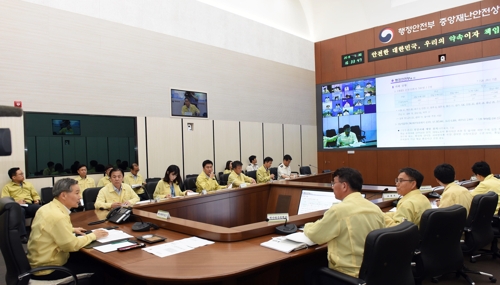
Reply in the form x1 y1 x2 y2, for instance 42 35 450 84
146 181 159 200
82 187 101 211
269 168 278 180
315 221 418 285
324 129 337 147
145 177 161 184
0 197 90 285
218 172 223 182
299 166 311 175
40 187 53 205
462 192 499 273
185 174 197 180
184 177 197 191
246 170 257 180
350 125 366 142
220 173 230 186
415 204 495 284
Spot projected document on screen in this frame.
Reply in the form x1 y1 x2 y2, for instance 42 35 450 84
297 190 341 215
377 58 500 148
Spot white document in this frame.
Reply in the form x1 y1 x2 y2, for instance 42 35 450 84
285 232 316 246
135 200 152 205
131 184 142 188
95 229 133 243
142 237 214 258
186 191 199 196
389 207 397 212
260 232 317 253
94 241 135 253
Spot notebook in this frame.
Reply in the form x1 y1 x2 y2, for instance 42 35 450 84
260 232 316 253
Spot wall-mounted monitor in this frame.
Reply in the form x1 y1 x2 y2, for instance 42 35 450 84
52 119 81 135
171 89 208 118
318 57 500 150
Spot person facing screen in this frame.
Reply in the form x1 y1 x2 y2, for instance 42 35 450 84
433 163 472 215
470 161 500 214
337 125 358 147
181 98 200 116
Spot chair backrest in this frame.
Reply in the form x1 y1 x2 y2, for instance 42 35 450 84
185 174 197 180
40 187 53 204
146 181 159 199
462 192 498 254
269 168 278 180
350 125 364 141
246 170 257 180
184 177 197 191
145 177 161 184
299 166 311 175
82 187 101 211
418 205 467 278
325 129 337 137
0 197 32 285
358 221 419 285
220 173 230 186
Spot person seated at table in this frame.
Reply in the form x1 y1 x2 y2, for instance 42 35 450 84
337 124 358 147
223 160 232 174
75 164 95 193
470 161 500 214
277 154 292 180
94 168 139 209
1 167 42 243
27 178 108 284
42 161 56 176
124 163 148 201
154 165 193 198
304 167 384 278
228 161 256 188
257 157 274 184
246 155 259 172
385 167 431 228
434 163 472 215
97 164 113 187
181 98 200 116
196 160 225 193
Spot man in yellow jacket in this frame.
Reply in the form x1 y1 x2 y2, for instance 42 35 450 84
470 161 500 214
196 160 225 193
27 178 108 284
384 167 431 228
434 163 472 216
228 161 256 188
304 167 385 278
95 168 140 209
257 157 275 183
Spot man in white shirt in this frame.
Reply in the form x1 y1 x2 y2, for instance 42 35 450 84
246 155 259 172
277 154 292 180
337 124 358 147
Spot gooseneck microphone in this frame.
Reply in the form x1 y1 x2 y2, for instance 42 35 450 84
428 186 442 198
365 188 389 200
274 217 298 235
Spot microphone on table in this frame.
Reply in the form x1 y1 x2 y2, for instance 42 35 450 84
428 186 442 198
271 217 298 235
132 215 159 232
365 188 389 200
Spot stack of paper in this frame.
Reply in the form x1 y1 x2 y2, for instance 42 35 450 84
261 232 316 253
95 229 133 243
142 236 214 258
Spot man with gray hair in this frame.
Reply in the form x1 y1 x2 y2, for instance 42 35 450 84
27 178 108 284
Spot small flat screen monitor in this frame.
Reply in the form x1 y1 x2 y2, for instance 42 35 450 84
52 119 81 135
171 89 208 118
297 190 341 215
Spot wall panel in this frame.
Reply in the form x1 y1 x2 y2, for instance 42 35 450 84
214 120 240 173
25 177 52 196
374 21 407 75
347 150 378 184
444 149 484 181
345 29 375 79
301 125 318 172
319 39 337 84
408 150 445 186
240 121 263 170
377 150 409 185
182 119 214 176
263 123 284 171
484 149 500 175
321 151 348 174
135 116 147 176
146 117 183 178
284 124 301 168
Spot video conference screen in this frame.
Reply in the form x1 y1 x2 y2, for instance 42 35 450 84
320 57 500 149
171 89 208 118
52 119 81 135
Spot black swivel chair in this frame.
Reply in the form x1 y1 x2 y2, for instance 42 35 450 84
220 173 230 186
145 177 161 184
299 166 311 175
185 174 197 180
324 129 337 148
350 125 366 142
315 221 419 285
146 181 159 199
184 177 197 191
82 187 101 211
0 197 89 285
269 168 278 180
459 192 498 282
40 187 53 205
246 170 257 180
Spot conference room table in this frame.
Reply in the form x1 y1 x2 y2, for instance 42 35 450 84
70 173 479 284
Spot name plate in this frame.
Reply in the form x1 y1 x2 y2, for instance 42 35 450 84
382 193 399 199
157 210 170 219
420 185 432 191
267 213 289 223
239 183 247 188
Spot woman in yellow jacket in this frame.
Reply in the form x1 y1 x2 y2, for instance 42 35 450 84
153 165 193 199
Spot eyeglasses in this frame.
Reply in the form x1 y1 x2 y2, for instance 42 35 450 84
331 181 344 187
395 178 414 184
